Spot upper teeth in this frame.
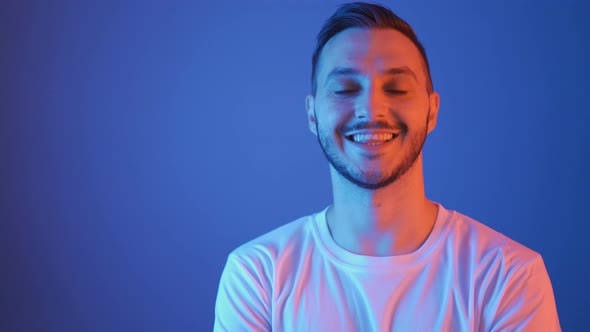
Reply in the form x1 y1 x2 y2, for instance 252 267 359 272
351 133 395 143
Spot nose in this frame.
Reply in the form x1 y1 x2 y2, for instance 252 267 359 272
354 86 386 120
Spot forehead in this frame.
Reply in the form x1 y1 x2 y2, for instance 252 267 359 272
317 28 426 82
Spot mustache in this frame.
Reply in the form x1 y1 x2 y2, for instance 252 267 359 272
339 120 406 134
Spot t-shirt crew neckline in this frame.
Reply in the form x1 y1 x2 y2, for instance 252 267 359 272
311 203 452 270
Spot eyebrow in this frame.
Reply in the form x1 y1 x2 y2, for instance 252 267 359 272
325 66 418 81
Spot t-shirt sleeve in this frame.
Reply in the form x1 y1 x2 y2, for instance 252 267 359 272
213 252 272 332
486 254 561 332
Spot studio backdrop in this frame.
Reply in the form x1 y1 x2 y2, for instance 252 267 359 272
1 0 588 331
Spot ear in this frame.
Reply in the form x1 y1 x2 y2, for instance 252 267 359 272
306 94 318 136
427 91 440 134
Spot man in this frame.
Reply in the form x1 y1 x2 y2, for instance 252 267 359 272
214 2 561 331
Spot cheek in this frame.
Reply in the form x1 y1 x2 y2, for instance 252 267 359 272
315 100 353 130
389 99 431 125
315 112 348 149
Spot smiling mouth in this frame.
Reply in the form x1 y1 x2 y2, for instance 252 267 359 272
345 133 399 145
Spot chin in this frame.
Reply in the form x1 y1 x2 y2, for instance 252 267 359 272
337 168 399 190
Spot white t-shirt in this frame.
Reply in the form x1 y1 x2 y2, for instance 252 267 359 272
214 204 561 331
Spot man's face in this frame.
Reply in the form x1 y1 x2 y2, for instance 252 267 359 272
306 28 439 190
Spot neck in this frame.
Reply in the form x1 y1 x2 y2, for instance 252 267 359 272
326 155 438 256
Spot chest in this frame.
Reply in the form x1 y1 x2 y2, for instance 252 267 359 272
270 255 482 331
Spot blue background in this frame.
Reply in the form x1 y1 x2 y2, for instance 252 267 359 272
1 0 588 331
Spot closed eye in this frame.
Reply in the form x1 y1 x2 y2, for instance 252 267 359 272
335 89 360 95
385 90 407 95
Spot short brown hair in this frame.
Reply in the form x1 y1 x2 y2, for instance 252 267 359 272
311 2 433 94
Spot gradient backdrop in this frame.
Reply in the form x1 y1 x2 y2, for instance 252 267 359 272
1 0 588 331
